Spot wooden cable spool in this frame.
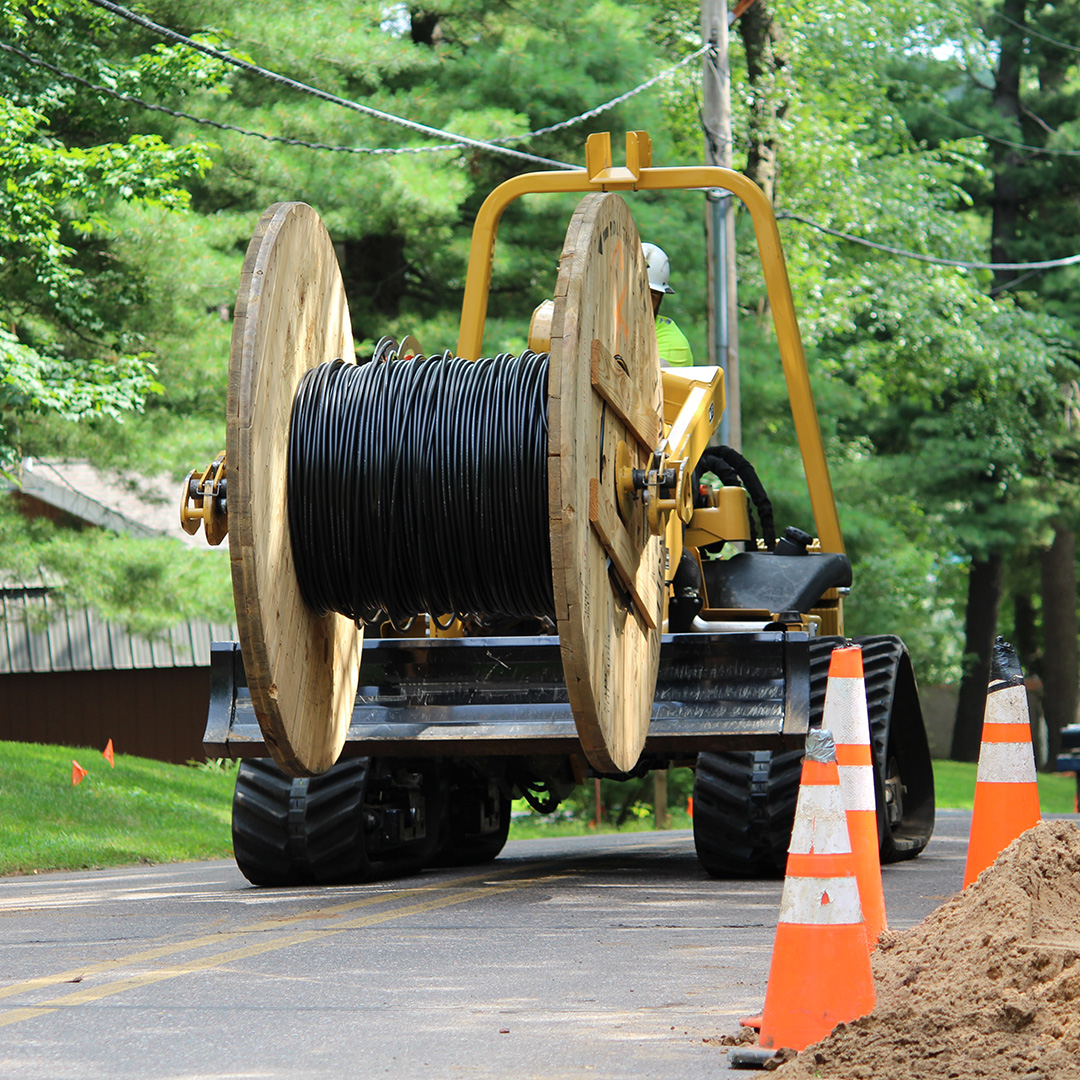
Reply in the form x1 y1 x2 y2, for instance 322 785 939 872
227 202 361 776
549 193 664 773
228 194 663 777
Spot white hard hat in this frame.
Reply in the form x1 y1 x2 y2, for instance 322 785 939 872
641 242 674 294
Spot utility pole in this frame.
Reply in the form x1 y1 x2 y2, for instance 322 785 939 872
702 0 740 449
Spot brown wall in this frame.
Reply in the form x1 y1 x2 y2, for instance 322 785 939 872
0 667 211 764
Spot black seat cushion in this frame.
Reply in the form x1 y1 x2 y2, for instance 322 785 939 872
700 551 852 614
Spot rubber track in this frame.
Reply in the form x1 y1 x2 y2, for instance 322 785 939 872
437 782 511 867
692 636 905 878
232 758 312 886
232 759 375 886
303 759 372 883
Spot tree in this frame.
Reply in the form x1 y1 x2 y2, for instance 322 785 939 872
902 0 1080 758
0 0 214 470
737 0 787 203
692 0 1080 706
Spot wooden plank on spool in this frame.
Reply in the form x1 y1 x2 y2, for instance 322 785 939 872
226 202 361 777
590 338 662 450
548 193 664 774
588 478 659 631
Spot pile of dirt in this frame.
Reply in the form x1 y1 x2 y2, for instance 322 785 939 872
775 820 1080 1080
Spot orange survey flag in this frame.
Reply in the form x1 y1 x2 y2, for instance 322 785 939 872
72 760 88 786
102 739 115 767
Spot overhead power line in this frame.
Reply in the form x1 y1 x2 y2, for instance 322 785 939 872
1 37 711 158
20 4 1074 277
777 212 1080 271
492 44 711 143
927 105 1080 158
81 0 578 170
0 41 462 156
993 10 1080 54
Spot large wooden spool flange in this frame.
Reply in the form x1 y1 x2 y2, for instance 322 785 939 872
227 202 361 776
549 193 665 774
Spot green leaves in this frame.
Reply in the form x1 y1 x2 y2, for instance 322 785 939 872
0 26 212 467
0 327 161 471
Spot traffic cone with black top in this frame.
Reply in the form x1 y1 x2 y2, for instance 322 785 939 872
963 638 1041 888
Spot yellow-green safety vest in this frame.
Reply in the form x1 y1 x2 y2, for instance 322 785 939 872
656 315 693 366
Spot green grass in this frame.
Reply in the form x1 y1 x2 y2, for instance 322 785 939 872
0 741 237 875
508 805 694 838
932 759 1077 813
1 741 1075 875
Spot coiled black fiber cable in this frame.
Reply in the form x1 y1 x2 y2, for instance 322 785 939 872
288 349 554 626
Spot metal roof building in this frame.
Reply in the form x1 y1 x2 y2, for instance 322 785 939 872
1 461 237 764
0 586 235 675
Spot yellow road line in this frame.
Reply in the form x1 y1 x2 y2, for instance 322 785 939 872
0 861 547 1004
0 835 688 1018
0 871 565 1029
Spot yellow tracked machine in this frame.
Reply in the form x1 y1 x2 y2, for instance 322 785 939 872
181 132 934 884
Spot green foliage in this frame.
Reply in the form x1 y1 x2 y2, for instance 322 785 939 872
709 1 1080 680
0 0 1076 672
511 768 696 833
0 3 215 469
0 328 161 471
0 498 233 635
0 739 235 874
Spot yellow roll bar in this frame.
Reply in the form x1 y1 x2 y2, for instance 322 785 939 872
455 131 844 556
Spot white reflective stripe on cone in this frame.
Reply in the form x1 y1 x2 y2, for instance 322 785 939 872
778 876 863 925
976 741 1038 783
788 784 851 855
983 684 1029 725
838 765 877 812
824 678 871 745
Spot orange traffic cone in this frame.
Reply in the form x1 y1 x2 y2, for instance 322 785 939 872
102 739 115 768
71 760 88 786
825 644 887 948
962 638 1040 888
756 728 875 1052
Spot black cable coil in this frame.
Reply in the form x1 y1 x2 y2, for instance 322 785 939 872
288 348 555 627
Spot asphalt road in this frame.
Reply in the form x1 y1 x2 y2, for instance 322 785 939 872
0 811 979 1079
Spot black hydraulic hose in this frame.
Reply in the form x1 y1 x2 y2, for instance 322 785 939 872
715 446 776 550
697 446 776 551
288 349 554 626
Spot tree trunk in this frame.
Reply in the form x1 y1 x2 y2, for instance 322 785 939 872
952 1 1028 764
951 552 1005 761
1040 527 1079 764
737 0 787 203
1012 587 1040 675
990 0 1026 292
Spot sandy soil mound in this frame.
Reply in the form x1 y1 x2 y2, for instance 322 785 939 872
774 820 1080 1080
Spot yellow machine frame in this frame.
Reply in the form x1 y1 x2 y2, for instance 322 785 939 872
181 130 845 634
456 130 844 559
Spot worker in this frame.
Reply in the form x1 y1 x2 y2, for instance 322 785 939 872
642 242 693 366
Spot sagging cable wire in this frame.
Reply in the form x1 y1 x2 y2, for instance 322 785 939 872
2 36 714 159
490 43 711 144
82 0 579 170
288 349 555 627
777 212 1080 272
0 40 462 157
993 9 1080 54
925 104 1080 158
